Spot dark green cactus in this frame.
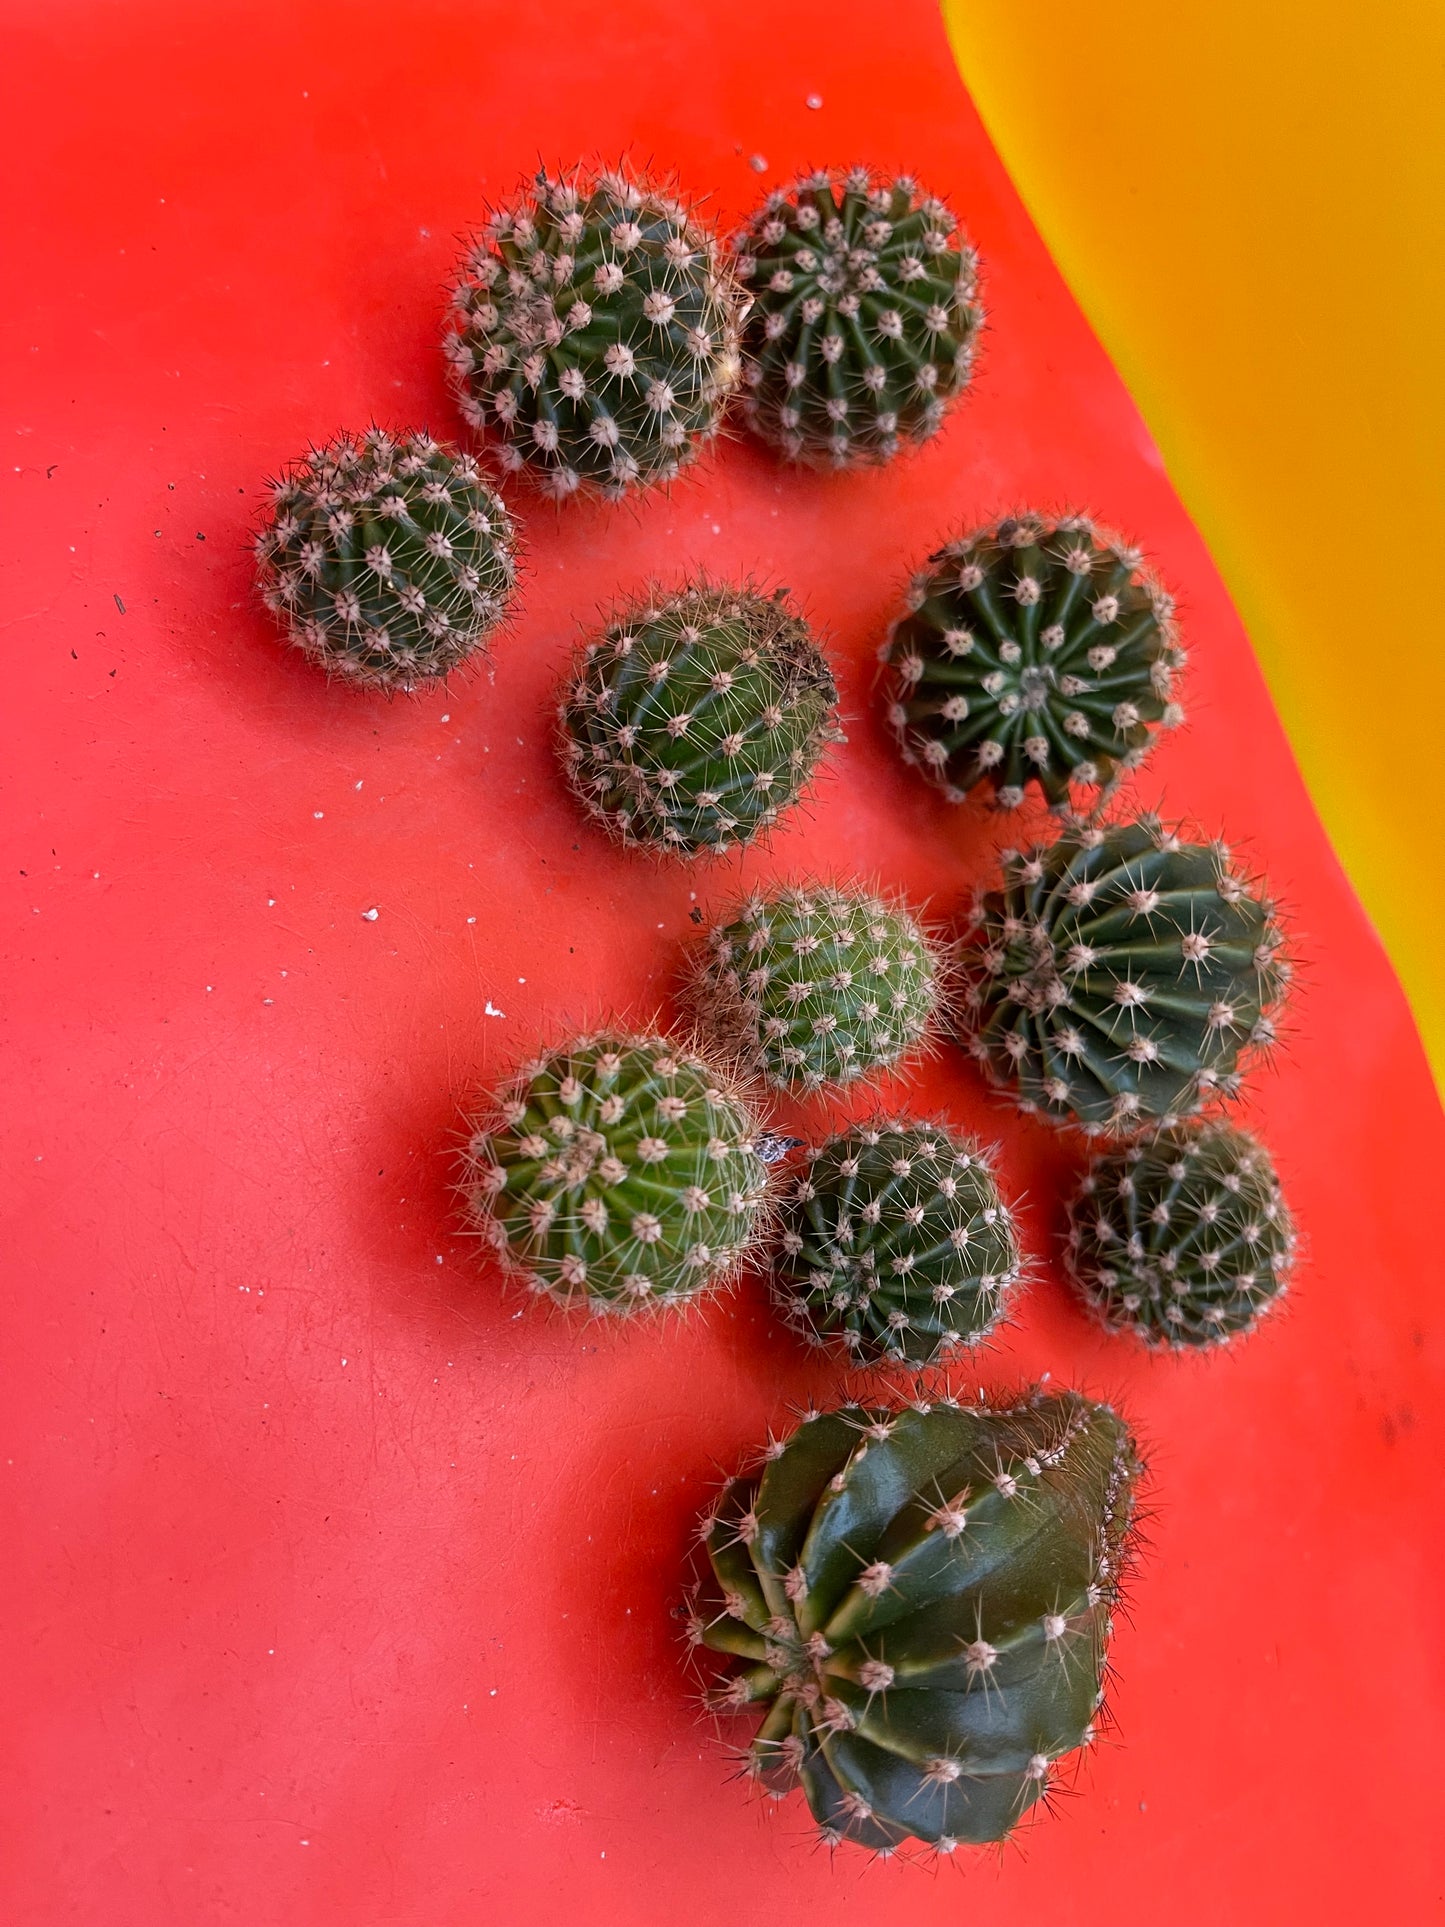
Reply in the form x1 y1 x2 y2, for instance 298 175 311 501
883 514 1184 809
773 1121 1022 1365
557 584 840 858
690 884 943 1092
254 429 518 690
688 1389 1140 1855
1065 1120 1296 1346
446 167 744 500
959 816 1289 1134
733 166 982 468
461 1030 770 1314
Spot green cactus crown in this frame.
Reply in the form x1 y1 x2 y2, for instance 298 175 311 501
1065 1120 1297 1347
688 1389 1141 1856
254 428 518 690
461 1029 771 1315
689 883 945 1093
446 166 745 500
883 513 1184 809
733 165 982 468
557 582 841 858
959 815 1289 1134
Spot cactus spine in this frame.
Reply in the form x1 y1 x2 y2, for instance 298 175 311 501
461 1030 770 1313
1065 1120 1296 1346
689 1390 1140 1854
883 514 1184 809
446 167 744 500
254 429 518 689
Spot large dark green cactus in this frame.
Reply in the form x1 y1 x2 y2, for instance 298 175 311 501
773 1121 1022 1365
883 514 1184 809
1065 1120 1296 1346
733 166 982 468
959 816 1289 1133
557 584 840 858
254 429 518 690
461 1029 770 1314
446 167 744 500
689 1390 1140 1855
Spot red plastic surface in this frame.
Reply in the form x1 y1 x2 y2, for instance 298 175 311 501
5 3 1443 1923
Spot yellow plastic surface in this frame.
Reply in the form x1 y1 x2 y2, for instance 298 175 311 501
944 0 1445 1095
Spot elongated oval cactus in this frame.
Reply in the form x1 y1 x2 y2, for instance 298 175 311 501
688 1389 1140 1855
689 884 943 1092
446 167 745 500
733 166 982 468
461 1030 770 1314
254 429 518 689
882 514 1184 809
773 1121 1022 1365
557 583 840 858
1064 1120 1296 1346
958 816 1289 1133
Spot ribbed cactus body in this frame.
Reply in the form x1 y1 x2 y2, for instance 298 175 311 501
692 885 942 1092
461 1031 769 1313
446 168 744 500
558 585 839 857
1065 1121 1296 1346
254 430 518 689
774 1123 1021 1365
883 515 1184 809
734 167 982 468
690 1390 1139 1854
960 818 1288 1133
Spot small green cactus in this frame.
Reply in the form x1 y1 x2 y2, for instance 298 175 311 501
557 583 840 858
733 166 982 468
1064 1120 1296 1347
959 816 1288 1134
689 884 943 1092
446 166 744 500
882 513 1184 809
688 1389 1140 1855
461 1029 770 1314
254 429 518 690
773 1121 1022 1365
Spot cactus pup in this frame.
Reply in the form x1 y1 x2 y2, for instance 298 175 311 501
461 1029 771 1314
733 166 982 468
688 1389 1141 1854
446 166 745 500
254 429 518 690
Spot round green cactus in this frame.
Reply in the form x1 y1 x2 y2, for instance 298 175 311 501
690 884 943 1093
773 1121 1022 1365
461 1030 770 1314
733 166 982 468
557 583 840 858
446 166 744 500
882 513 1184 809
254 429 518 690
959 816 1289 1134
688 1389 1140 1855
1064 1120 1296 1347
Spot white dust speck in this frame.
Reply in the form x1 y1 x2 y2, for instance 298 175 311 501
361 907 379 921
484 1000 505 1018
748 154 767 173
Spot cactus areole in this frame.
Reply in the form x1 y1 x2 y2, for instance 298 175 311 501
689 1390 1140 1854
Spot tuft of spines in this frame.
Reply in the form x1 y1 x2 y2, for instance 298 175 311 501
557 583 840 858
1064 1120 1296 1347
460 1029 770 1314
957 815 1289 1135
733 165 982 468
254 428 518 690
882 513 1184 809
689 884 944 1092
687 1389 1141 1855
773 1121 1022 1365
446 166 745 500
